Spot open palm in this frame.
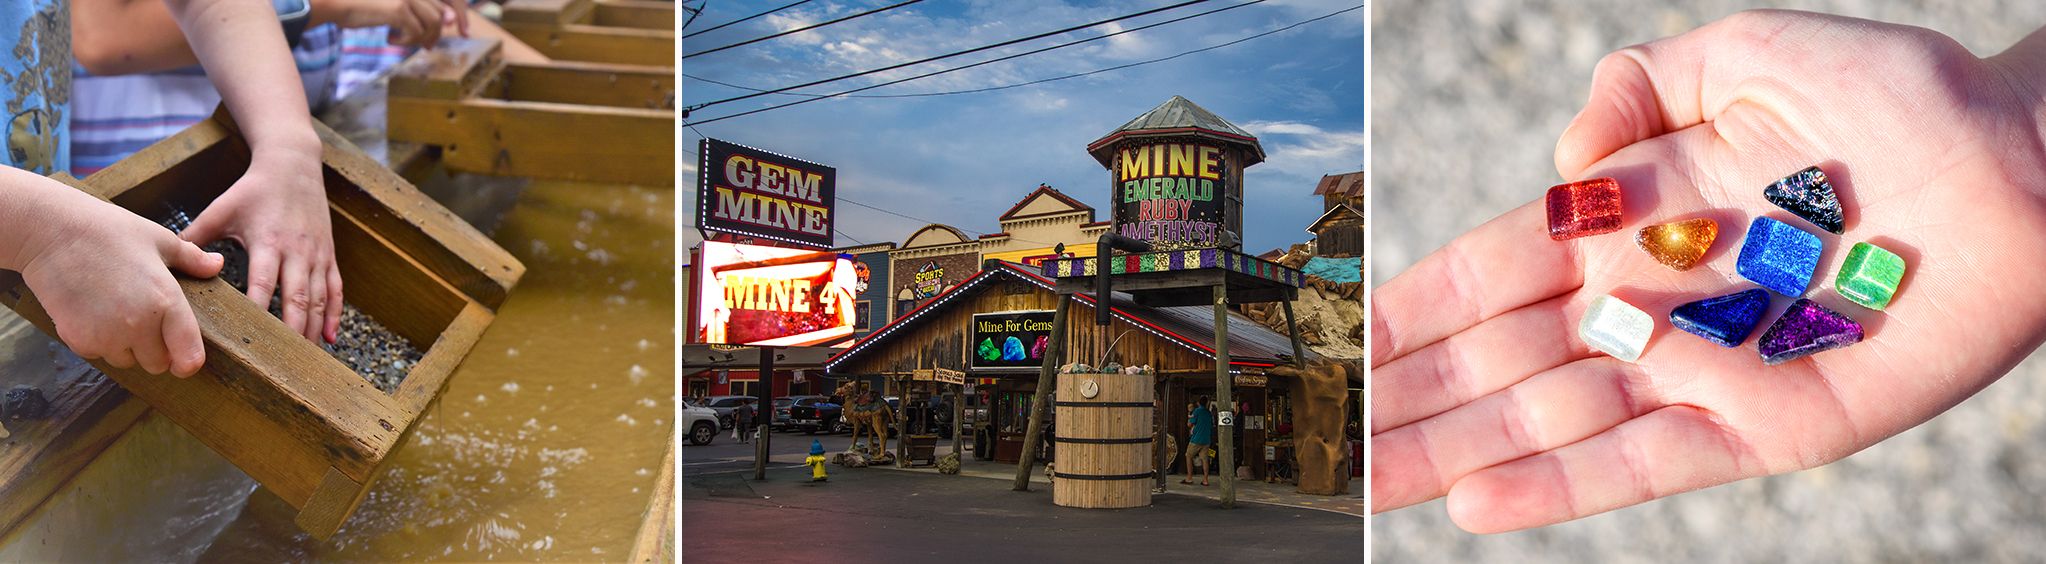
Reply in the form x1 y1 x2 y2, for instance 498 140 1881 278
1370 10 2046 533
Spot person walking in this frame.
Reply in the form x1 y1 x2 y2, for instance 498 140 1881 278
733 400 756 444
1183 395 1215 486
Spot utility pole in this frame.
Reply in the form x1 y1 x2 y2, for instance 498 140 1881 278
1213 285 1235 508
1013 296 1071 491
753 346 775 481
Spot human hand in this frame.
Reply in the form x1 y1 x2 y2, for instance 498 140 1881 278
331 0 469 47
1370 10 2046 533
19 180 224 377
180 140 342 345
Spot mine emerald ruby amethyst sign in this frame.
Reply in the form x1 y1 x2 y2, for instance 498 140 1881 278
697 138 836 249
1111 141 1227 250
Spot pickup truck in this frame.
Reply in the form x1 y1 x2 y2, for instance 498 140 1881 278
786 396 846 434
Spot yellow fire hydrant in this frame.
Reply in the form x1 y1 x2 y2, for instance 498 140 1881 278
806 439 828 482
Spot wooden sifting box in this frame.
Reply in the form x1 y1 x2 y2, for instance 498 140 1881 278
501 0 674 67
387 36 673 186
0 109 524 538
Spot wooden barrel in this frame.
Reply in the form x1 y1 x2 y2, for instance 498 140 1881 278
1052 372 1154 508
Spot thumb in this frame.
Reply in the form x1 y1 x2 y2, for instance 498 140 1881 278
164 238 225 279
179 203 233 245
1552 12 1760 180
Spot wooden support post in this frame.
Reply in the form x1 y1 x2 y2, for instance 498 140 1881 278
895 376 909 468
1013 295 1070 491
1154 377 1167 492
952 383 965 463
753 347 774 481
1282 298 1307 367
1213 284 1235 508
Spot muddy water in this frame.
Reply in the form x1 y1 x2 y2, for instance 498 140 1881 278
195 179 675 561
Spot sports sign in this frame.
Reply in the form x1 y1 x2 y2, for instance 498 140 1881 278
697 138 836 249
693 241 857 347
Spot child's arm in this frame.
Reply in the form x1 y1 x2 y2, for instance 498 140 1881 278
73 0 466 76
162 0 339 344
0 167 223 376
1372 10 2046 533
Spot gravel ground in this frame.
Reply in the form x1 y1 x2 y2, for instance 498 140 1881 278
1372 2 2046 561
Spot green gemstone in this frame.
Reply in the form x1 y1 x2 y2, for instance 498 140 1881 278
1835 242 1905 310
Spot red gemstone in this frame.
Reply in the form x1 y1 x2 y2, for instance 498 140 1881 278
1546 178 1624 240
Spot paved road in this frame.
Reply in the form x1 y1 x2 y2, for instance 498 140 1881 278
683 429 963 475
682 462 1363 563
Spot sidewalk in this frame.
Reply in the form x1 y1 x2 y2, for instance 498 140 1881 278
787 445 1365 517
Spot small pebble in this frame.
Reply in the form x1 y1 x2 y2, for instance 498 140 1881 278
1545 177 1624 240
1764 165 1845 234
1836 241 1906 310
1579 294 1652 362
1736 217 1822 297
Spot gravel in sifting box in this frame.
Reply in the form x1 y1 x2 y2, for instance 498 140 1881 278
161 209 420 393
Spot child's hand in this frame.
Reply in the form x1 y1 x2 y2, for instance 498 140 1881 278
1371 10 2046 532
180 141 342 345
18 182 224 377
331 0 469 48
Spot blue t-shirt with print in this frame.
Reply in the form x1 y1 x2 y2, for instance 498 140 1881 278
0 0 68 175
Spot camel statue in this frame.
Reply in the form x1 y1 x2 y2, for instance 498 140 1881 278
844 391 894 457
1267 358 1357 496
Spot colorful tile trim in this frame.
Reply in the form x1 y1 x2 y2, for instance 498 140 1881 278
1039 248 1304 287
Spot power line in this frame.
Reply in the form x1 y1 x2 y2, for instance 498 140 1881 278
683 0 815 39
682 1 707 30
685 0 1214 112
684 0 925 60
684 4 1361 101
685 0 1264 125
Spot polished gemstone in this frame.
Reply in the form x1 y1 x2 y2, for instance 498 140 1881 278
1836 242 1905 310
1669 288 1769 347
1736 217 1822 297
1764 165 1845 233
1758 298 1864 365
1579 294 1653 362
1636 218 1718 271
1546 178 1623 240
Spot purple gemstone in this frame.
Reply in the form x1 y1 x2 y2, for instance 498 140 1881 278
1757 299 1864 365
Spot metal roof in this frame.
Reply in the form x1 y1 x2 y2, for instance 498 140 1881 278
1107 95 1255 138
1313 171 1364 197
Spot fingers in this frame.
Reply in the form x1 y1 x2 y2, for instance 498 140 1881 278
446 1 470 38
246 245 280 308
324 266 343 344
305 264 327 341
179 203 232 245
407 0 443 47
1443 404 1761 534
279 255 314 342
1371 357 1660 514
389 1 429 46
163 294 206 377
1371 202 1586 366
102 345 137 371
163 239 225 279
1370 294 1592 434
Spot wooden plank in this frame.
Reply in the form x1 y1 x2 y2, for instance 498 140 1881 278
627 443 677 563
388 97 673 185
503 0 591 26
388 37 504 101
504 22 672 67
594 0 673 30
496 60 674 110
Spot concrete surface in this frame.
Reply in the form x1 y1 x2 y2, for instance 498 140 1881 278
1372 1 2046 562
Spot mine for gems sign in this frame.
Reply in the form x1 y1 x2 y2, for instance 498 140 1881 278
697 138 836 249
1112 141 1226 250
694 241 857 347
972 310 1056 370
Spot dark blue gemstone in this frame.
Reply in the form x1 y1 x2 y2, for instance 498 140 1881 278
1669 289 1770 347
1736 217 1822 296
1764 166 1845 234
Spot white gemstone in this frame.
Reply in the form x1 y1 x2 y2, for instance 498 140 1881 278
1579 295 1652 362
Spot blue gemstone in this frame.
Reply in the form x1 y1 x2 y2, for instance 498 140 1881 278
1669 288 1770 347
1736 217 1822 296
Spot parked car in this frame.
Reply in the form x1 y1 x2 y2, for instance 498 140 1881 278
684 403 720 446
771 396 820 431
697 395 758 429
788 396 846 434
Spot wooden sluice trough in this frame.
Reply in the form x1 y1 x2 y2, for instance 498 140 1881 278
0 109 524 538
501 0 674 67
387 36 674 186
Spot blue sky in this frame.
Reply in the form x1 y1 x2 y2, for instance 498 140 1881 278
682 0 1364 255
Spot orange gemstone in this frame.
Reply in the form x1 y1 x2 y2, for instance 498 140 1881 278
1636 218 1717 271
